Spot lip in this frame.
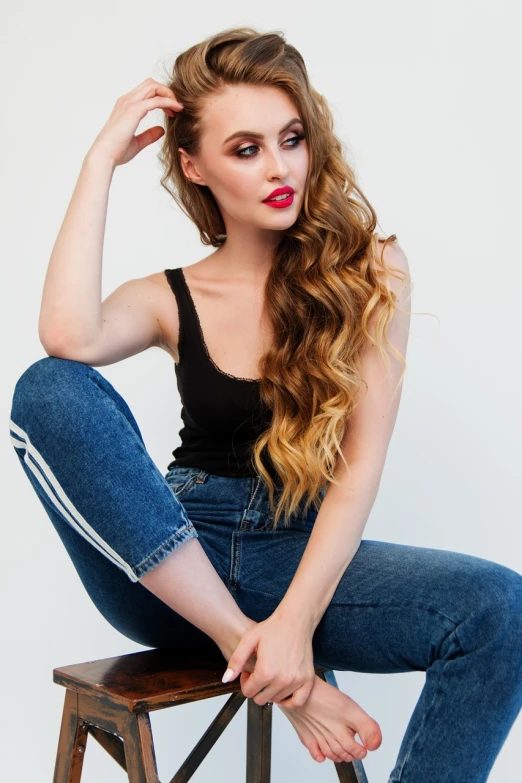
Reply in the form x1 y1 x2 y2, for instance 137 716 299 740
263 193 294 209
263 185 295 202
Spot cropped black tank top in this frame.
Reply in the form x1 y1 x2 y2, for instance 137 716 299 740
164 268 275 478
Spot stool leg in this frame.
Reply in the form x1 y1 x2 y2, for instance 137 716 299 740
53 689 88 783
121 712 159 783
246 700 272 783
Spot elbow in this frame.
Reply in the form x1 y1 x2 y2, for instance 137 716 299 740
38 327 63 357
39 325 72 358
38 328 96 363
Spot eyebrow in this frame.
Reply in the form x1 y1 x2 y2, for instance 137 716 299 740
223 117 303 146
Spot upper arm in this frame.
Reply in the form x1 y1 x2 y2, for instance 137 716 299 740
339 239 412 475
42 274 169 367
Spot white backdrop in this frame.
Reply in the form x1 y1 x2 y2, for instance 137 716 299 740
2 1 521 781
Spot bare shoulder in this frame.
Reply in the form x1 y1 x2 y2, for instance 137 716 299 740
369 236 411 310
372 235 409 271
370 236 410 298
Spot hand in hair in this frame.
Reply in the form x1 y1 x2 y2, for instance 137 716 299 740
89 78 184 167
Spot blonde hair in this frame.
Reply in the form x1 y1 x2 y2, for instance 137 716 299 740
158 26 411 528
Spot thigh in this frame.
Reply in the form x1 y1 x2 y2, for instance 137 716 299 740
235 533 522 673
10 358 200 581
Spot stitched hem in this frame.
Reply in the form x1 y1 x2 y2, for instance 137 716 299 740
133 523 199 580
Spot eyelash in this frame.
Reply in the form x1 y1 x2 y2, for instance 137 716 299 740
235 132 306 158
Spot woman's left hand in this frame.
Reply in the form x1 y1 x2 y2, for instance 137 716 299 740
222 611 316 707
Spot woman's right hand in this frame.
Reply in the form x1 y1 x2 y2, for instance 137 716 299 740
88 78 184 167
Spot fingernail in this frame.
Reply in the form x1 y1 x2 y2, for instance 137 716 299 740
222 668 233 683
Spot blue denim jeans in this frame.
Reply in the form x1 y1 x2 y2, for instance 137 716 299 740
9 357 522 782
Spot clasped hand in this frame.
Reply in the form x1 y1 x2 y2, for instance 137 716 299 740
223 612 316 708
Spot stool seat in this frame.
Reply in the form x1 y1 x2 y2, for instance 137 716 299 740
53 646 243 713
52 647 369 783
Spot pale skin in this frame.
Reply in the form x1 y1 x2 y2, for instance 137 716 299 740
37 77 411 763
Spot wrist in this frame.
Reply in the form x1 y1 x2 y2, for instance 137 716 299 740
272 600 317 639
84 146 118 173
216 613 257 663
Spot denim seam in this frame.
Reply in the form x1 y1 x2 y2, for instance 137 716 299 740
446 620 468 658
389 681 443 782
240 475 262 531
386 628 465 782
133 523 198 577
231 530 242 588
238 584 283 603
326 600 462 630
168 476 196 498
388 619 467 781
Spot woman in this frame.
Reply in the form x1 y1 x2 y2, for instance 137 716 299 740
9 27 521 781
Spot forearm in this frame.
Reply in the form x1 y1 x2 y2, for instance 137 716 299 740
39 148 115 350
274 461 382 634
139 537 257 667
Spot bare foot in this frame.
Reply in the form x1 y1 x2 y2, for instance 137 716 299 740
276 673 382 764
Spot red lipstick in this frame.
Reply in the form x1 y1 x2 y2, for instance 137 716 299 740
263 185 295 208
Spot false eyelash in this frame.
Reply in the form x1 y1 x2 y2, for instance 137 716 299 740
235 133 306 158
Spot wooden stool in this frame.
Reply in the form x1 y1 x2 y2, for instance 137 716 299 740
52 646 369 782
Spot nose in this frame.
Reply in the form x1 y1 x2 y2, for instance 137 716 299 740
265 146 290 181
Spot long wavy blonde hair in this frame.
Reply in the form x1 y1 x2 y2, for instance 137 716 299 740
158 26 411 529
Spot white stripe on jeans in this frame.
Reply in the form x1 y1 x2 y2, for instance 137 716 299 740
9 418 139 582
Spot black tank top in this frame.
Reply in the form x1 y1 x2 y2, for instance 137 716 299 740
163 268 275 478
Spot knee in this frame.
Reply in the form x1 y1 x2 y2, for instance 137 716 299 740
10 356 93 423
481 560 522 617
13 355 91 395
467 559 522 655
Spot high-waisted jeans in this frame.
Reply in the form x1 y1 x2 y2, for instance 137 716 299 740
9 356 522 782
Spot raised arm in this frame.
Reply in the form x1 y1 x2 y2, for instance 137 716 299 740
38 78 182 367
38 144 169 368
36 78 259 678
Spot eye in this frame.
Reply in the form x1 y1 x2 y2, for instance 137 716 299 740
235 133 306 159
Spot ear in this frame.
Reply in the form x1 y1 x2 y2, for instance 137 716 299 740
178 147 207 186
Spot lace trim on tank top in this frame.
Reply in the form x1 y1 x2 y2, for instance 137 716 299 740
177 268 262 384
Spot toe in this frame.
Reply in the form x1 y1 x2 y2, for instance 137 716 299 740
362 727 382 751
338 728 368 760
326 731 354 763
315 731 338 763
308 740 326 762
